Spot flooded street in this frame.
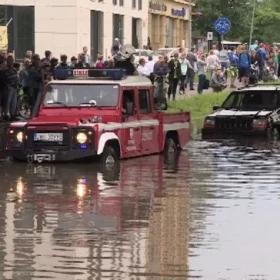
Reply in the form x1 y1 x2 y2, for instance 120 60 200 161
1 139 280 279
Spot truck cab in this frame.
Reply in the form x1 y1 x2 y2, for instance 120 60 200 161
7 69 190 163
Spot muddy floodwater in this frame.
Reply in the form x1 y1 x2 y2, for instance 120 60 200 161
1 139 280 279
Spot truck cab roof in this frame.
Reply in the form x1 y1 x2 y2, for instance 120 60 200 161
49 75 152 87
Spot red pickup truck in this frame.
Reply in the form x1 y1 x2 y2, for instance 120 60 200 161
7 69 191 164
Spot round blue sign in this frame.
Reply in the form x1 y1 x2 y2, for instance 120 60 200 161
214 17 231 35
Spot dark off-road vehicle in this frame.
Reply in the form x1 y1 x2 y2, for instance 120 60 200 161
202 85 280 137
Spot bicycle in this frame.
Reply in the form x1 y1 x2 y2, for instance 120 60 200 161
17 88 32 119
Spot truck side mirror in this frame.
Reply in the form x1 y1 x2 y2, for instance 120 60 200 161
213 105 220 111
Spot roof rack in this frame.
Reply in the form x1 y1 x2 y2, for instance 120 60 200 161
237 83 280 90
254 82 280 86
53 68 127 80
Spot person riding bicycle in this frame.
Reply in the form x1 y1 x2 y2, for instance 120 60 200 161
153 55 169 110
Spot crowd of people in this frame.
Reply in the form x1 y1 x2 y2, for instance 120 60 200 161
136 40 280 99
0 46 107 121
0 39 279 121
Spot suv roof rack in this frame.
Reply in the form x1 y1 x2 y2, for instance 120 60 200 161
255 83 280 86
237 83 280 90
53 68 127 80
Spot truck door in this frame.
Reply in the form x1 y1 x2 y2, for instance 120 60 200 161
121 89 141 157
138 89 160 154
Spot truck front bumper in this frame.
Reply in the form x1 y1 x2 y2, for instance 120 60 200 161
9 149 98 163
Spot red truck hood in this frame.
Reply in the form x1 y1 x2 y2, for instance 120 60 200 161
28 115 84 126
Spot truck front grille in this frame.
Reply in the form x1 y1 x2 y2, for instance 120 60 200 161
216 118 253 130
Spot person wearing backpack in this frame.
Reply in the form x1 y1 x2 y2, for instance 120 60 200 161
228 47 239 88
238 45 251 86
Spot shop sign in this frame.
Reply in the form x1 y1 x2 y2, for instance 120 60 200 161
149 1 167 12
171 7 186 17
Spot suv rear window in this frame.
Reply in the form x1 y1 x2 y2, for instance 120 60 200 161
44 84 119 107
222 91 279 110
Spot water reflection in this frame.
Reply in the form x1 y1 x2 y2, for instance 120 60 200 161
188 138 280 280
0 154 190 279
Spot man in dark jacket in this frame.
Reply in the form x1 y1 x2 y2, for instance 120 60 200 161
28 54 43 116
3 54 19 120
167 53 181 101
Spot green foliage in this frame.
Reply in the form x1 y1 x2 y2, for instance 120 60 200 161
254 0 280 42
193 0 253 41
168 91 230 129
193 0 280 43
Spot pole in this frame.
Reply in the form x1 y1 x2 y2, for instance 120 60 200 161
6 18 13 27
249 0 256 47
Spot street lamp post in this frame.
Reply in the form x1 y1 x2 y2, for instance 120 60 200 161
249 0 257 47
249 0 263 47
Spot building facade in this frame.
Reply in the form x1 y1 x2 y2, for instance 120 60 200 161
0 0 149 60
148 0 192 50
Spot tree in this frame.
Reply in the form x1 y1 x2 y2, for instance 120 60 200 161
254 0 280 43
193 0 253 42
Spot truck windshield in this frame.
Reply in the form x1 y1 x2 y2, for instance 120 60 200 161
43 84 119 107
222 91 278 110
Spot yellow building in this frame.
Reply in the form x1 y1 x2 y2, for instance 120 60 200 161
148 0 193 50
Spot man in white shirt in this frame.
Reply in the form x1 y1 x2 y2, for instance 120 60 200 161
82 46 91 66
137 58 150 77
146 55 155 83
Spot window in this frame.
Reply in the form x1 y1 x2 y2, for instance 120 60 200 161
123 90 135 116
113 14 124 44
113 0 117 5
139 89 151 114
44 84 120 107
0 5 34 59
119 0 124 6
138 0 142 10
222 91 279 110
132 0 136 8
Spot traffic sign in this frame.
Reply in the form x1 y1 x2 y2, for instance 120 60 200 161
214 17 231 35
207 32 213 41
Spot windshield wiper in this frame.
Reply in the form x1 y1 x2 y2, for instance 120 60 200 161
223 106 237 110
46 101 68 107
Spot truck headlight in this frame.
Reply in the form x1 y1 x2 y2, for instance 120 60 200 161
76 132 88 144
16 131 24 143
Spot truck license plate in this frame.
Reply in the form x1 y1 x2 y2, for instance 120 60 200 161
34 133 63 142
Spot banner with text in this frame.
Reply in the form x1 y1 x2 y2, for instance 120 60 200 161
0 26 8 51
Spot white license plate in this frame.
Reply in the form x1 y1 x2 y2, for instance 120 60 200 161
34 133 63 142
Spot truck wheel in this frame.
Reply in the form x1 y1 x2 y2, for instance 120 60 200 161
164 137 178 164
101 145 118 167
164 137 178 154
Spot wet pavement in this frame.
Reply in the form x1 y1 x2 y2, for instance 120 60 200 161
1 138 280 279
